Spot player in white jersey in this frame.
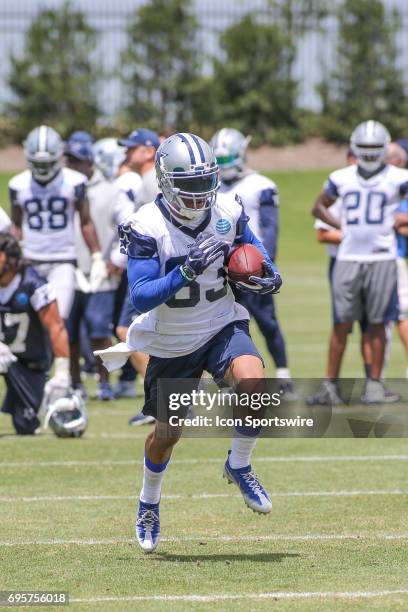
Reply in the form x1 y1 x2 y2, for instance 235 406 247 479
95 133 282 552
64 134 132 400
211 128 295 399
9 125 105 321
312 120 408 403
114 129 161 414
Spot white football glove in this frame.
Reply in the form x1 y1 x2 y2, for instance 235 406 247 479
90 251 108 292
44 357 71 403
0 341 17 374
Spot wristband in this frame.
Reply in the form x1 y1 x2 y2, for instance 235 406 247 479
54 356 70 377
179 264 197 282
91 251 103 261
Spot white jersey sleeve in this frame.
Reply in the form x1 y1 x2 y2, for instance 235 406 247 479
9 168 87 262
112 171 143 222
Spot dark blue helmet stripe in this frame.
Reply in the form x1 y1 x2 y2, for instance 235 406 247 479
177 133 195 164
190 134 205 163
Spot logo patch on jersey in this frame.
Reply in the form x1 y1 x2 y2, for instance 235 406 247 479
216 218 232 235
16 292 29 306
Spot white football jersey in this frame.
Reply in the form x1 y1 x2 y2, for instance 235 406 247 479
314 199 341 257
74 168 122 289
124 194 249 358
138 167 159 208
326 164 408 262
219 171 278 242
9 168 87 262
113 170 143 214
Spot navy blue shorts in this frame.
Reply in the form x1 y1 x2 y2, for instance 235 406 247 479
84 290 116 339
66 290 89 343
118 293 138 328
2 361 46 434
142 320 263 418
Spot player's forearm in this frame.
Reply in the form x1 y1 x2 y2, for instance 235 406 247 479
81 219 101 254
128 258 188 313
397 225 408 236
259 206 278 261
11 205 22 240
39 302 70 358
48 320 70 358
312 192 340 228
312 205 341 228
10 224 22 241
316 228 342 244
395 212 408 232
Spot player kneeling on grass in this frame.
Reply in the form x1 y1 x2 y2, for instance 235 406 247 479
96 133 282 552
0 232 71 435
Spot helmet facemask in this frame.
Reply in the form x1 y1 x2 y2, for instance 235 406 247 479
27 158 61 184
158 165 219 221
350 121 390 174
352 143 387 173
24 125 64 184
211 130 251 183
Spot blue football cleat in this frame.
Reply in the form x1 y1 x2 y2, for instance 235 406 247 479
96 382 115 401
223 451 272 514
136 499 160 553
128 412 155 426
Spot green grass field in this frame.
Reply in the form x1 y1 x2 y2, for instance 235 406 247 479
0 170 407 610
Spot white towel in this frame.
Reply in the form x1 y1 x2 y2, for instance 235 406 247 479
94 342 133 372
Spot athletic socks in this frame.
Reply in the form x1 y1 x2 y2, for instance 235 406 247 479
276 367 291 379
140 454 169 504
229 435 258 469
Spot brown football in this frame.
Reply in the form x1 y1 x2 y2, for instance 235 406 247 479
227 244 264 284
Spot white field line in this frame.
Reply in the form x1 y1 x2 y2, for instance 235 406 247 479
0 490 406 503
1 454 408 468
1 533 408 547
71 589 408 604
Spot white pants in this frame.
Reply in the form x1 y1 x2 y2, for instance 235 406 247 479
397 257 408 320
33 262 76 320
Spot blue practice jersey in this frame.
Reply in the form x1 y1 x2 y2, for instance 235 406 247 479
0 266 56 368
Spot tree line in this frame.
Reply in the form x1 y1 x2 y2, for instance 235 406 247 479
2 0 406 145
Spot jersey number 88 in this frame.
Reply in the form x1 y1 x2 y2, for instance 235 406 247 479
24 197 68 230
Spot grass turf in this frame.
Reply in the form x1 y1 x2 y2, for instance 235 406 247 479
0 169 407 610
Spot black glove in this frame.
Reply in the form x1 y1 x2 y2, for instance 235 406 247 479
235 260 282 294
181 233 229 280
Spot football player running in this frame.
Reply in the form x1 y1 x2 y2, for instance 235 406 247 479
97 133 282 552
9 125 105 322
312 120 408 403
211 128 296 399
0 233 70 434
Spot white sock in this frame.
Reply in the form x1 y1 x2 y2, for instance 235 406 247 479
140 456 169 504
229 436 258 469
276 367 291 379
